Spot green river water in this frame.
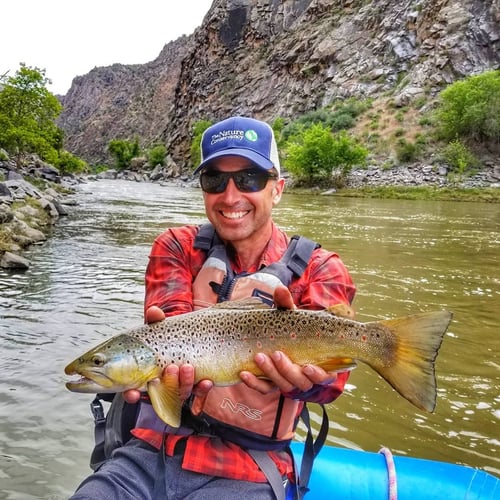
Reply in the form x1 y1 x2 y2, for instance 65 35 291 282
0 179 498 498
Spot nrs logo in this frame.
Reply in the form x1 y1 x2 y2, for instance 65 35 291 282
220 398 263 420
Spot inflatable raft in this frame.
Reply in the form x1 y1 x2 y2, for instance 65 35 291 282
290 442 500 499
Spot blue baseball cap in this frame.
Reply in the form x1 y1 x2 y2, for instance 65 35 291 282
194 116 280 176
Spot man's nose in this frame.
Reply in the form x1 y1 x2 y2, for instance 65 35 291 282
220 178 240 200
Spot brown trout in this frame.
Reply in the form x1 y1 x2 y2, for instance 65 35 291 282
65 299 452 427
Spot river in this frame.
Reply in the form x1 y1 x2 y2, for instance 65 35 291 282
0 179 498 499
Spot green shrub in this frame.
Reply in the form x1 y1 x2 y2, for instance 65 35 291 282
282 99 370 141
435 70 500 145
284 123 368 184
442 139 479 175
108 138 140 170
331 113 355 130
56 150 88 174
190 120 212 170
272 117 285 145
396 139 418 163
147 144 166 167
395 110 405 122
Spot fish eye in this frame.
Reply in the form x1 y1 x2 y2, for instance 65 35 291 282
91 354 106 367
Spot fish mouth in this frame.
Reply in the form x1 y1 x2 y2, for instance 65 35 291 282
65 370 115 392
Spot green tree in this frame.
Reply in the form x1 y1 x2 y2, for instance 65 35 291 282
435 70 500 145
0 64 63 165
108 138 140 170
190 120 212 169
284 123 368 184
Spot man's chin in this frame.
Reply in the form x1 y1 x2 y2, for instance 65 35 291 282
212 221 252 242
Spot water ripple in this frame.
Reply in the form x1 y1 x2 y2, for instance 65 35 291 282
1 180 499 498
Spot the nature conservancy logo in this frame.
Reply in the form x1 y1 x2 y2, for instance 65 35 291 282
244 129 258 142
210 128 259 145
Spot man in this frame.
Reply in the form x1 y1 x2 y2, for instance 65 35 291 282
71 116 355 499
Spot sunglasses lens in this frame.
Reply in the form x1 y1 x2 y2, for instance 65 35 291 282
200 169 276 194
234 170 269 192
200 171 228 193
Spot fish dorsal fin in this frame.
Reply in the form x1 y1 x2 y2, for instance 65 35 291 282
210 298 272 310
325 303 356 319
147 373 183 428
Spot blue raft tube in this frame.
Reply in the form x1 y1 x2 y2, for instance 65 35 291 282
290 442 500 499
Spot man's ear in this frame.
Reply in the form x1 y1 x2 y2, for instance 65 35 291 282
272 178 285 205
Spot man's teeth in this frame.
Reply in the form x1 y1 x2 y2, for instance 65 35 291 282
222 211 248 219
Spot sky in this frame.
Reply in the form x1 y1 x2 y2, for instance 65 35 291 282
1 0 214 95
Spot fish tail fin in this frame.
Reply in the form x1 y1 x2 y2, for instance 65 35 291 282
375 310 452 412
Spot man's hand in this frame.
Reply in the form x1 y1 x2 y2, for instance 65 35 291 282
122 306 213 405
239 286 337 395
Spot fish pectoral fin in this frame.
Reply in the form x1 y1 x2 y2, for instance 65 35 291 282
147 374 182 428
317 358 357 373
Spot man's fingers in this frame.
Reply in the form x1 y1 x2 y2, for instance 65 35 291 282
239 371 279 394
273 286 295 310
268 351 315 392
241 351 337 395
302 364 336 385
145 306 165 324
192 379 214 397
123 389 141 404
177 364 195 400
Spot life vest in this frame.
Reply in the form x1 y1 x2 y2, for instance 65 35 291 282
89 224 320 468
181 224 319 450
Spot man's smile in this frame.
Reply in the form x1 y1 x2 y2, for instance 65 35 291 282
220 210 251 219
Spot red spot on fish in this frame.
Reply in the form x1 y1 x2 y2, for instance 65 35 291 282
290 332 297 339
256 341 263 349
362 335 367 341
269 335 275 341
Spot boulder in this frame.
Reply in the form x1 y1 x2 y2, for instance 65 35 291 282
0 251 30 270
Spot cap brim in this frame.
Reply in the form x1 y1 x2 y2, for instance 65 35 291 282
194 149 275 175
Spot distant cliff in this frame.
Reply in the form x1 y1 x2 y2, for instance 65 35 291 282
58 0 500 168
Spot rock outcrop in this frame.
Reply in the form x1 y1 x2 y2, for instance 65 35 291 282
0 153 76 269
58 0 500 169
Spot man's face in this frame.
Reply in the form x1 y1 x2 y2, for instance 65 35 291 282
201 156 285 246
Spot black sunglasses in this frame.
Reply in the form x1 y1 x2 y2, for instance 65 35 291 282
199 168 277 194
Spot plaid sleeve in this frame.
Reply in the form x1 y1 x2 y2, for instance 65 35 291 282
144 226 199 317
295 248 356 310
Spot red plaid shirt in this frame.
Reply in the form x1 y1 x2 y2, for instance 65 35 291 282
132 223 356 482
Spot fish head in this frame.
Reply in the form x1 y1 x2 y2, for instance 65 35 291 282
64 334 161 393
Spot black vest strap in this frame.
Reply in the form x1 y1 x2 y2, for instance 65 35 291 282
297 404 329 497
193 223 221 251
283 236 319 277
248 449 286 500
